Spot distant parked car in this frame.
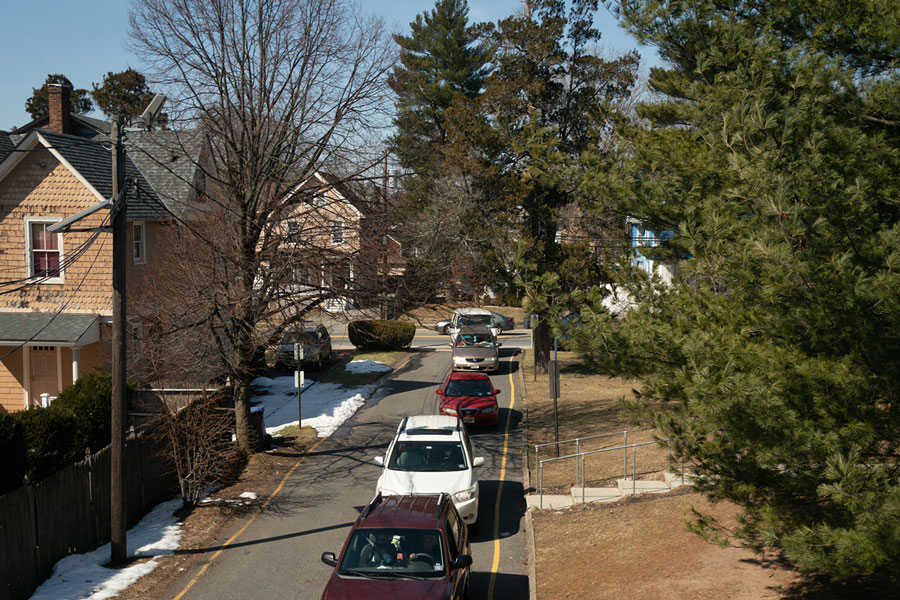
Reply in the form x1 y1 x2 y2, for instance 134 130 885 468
275 324 332 369
434 318 451 334
436 371 500 428
450 325 500 372
488 310 514 332
448 308 500 341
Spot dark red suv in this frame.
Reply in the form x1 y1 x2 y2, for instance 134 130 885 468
320 493 472 599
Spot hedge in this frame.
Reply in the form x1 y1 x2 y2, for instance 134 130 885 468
0 413 27 494
348 320 415 350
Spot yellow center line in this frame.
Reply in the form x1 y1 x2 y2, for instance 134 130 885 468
172 436 328 600
487 353 516 598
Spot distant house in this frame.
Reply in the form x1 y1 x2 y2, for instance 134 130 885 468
628 218 676 284
0 84 206 412
279 171 406 312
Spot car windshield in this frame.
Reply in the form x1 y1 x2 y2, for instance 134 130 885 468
338 528 445 577
458 315 492 328
444 378 493 398
388 441 468 472
455 333 495 348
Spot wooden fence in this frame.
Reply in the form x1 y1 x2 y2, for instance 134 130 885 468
0 435 176 600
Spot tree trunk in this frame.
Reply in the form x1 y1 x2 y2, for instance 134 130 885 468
233 377 254 454
533 317 551 375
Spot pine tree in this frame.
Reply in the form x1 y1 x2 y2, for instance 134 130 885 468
92 68 157 126
388 0 488 174
25 74 93 120
446 0 639 372
568 0 900 582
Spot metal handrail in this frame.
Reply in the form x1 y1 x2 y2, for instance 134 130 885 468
533 427 654 491
537 439 679 509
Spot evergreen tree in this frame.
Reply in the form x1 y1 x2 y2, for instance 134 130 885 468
92 68 158 126
388 0 488 174
567 0 900 582
447 0 638 372
25 74 93 120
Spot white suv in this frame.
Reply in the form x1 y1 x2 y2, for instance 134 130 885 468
373 415 484 526
448 308 501 342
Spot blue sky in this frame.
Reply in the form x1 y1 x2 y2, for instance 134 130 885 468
0 0 658 131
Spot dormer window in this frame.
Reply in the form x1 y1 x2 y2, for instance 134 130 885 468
25 218 63 283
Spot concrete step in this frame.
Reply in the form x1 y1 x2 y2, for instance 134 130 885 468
569 487 622 504
617 479 671 496
525 494 572 510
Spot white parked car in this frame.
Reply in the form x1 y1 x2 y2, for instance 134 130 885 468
373 415 484 526
448 308 501 342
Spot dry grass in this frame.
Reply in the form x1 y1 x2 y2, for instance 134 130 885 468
522 351 669 491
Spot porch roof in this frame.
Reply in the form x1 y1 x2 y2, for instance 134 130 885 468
0 313 100 346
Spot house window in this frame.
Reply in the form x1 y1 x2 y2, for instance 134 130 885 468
286 220 301 244
330 220 345 245
133 222 146 264
25 218 63 283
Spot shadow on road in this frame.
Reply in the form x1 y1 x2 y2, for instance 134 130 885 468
470 571 529 600
172 520 356 555
471 479 525 543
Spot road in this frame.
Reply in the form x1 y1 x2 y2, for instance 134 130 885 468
161 342 529 599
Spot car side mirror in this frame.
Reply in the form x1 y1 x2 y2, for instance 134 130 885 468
473 457 485 468
451 554 473 570
372 456 384 466
497 342 502 347
494 389 501 395
448 343 454 347
321 552 338 567
435 389 442 395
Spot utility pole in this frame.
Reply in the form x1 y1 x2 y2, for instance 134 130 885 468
381 157 388 320
109 115 127 566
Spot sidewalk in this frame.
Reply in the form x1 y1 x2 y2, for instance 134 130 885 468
525 471 695 510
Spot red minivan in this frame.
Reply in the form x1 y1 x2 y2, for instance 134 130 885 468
320 493 472 600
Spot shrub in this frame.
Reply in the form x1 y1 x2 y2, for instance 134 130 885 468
348 320 415 350
0 413 27 494
15 408 79 483
52 370 133 454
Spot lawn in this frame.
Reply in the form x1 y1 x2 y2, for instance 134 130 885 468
521 350 668 492
521 351 892 599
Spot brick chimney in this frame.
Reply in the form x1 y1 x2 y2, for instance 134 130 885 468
47 84 71 134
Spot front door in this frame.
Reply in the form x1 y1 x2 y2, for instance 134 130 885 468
30 346 58 405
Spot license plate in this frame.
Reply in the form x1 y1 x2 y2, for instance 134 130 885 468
463 416 475 423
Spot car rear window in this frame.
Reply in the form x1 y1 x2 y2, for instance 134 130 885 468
458 315 492 327
444 379 493 397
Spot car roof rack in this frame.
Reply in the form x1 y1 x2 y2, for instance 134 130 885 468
435 492 450 519
397 416 408 433
361 492 383 519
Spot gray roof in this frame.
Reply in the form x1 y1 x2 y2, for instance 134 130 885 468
39 129 173 221
126 130 204 219
0 131 12 163
0 312 99 344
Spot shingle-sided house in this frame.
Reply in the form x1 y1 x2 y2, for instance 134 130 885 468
280 171 406 311
0 85 205 412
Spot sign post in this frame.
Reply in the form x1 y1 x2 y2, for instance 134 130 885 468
295 343 304 428
549 359 560 456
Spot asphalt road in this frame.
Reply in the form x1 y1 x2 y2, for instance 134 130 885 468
160 347 529 599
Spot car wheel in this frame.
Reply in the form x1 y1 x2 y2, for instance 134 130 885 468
441 324 450 334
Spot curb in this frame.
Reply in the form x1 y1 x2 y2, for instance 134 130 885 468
518 348 538 600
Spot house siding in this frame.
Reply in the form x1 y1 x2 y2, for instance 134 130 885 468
0 347 25 412
0 149 112 315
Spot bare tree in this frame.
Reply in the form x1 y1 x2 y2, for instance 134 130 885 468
151 394 243 508
128 0 396 452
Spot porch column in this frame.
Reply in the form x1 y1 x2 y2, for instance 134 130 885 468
72 348 81 383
